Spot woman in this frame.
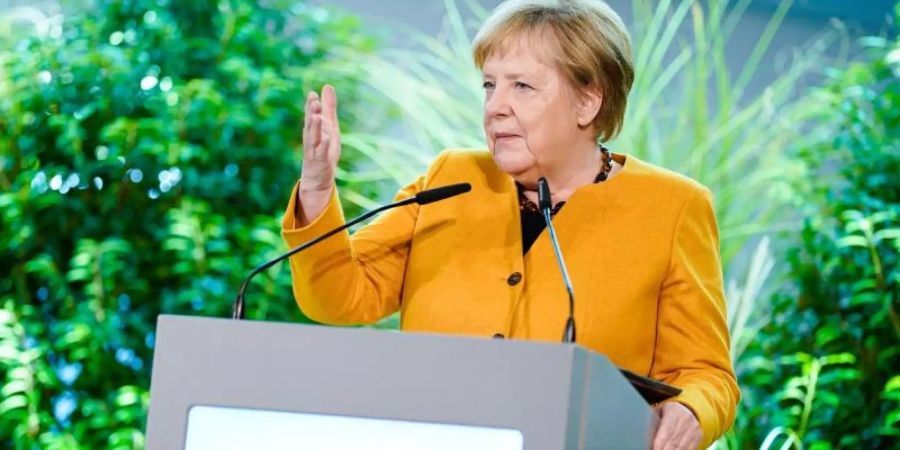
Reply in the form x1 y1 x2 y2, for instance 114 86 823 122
283 0 739 448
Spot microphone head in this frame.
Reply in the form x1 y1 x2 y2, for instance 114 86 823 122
537 177 552 210
415 183 472 205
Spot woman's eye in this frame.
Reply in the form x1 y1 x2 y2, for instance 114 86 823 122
514 81 532 90
482 81 495 90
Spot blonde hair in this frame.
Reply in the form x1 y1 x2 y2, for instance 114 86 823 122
473 0 634 142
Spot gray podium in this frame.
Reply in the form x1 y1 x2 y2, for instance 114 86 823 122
145 315 658 449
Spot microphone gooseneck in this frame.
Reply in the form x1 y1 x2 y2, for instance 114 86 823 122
537 177 577 343
232 182 472 320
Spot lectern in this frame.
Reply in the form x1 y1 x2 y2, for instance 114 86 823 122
146 315 660 449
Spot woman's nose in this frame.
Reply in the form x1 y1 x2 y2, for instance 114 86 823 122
485 88 512 117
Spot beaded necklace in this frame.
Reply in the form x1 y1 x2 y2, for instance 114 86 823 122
516 145 612 216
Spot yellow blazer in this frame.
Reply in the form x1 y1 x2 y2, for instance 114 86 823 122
282 149 739 447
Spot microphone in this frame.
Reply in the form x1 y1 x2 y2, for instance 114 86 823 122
415 182 472 205
231 182 472 320
537 177 577 343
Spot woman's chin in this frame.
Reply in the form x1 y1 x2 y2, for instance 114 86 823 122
491 148 535 177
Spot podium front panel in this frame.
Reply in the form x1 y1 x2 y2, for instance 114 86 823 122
146 315 653 449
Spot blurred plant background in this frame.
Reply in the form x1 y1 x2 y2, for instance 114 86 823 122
0 0 385 446
0 0 897 448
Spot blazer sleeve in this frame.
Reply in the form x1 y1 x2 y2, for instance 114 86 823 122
649 187 741 449
280 151 451 325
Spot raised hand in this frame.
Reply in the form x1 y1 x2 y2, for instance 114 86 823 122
297 85 342 225
301 84 341 191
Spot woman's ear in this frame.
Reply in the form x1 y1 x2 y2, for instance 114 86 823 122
576 87 603 128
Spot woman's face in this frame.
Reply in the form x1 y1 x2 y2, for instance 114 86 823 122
482 34 597 182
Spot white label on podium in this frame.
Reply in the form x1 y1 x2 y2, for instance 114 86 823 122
185 405 525 450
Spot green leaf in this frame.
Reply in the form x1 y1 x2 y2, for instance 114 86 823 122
814 323 843 347
837 235 869 248
885 375 900 392
66 267 92 283
113 386 144 407
108 428 145 448
820 352 857 365
874 228 900 243
0 309 15 324
848 291 885 306
841 209 866 222
1 379 31 397
808 440 834 450
851 278 878 293
0 394 28 416
884 410 900 428
0 347 18 361
56 324 90 347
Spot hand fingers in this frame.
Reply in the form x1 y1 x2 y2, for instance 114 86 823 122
670 414 702 450
304 91 321 129
304 92 323 150
321 85 341 147
319 85 341 164
303 91 315 132
308 115 322 155
301 86 340 180
652 409 672 450
318 130 331 155
321 84 338 125
652 404 678 450
652 403 701 450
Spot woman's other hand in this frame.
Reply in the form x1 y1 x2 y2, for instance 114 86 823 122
298 84 341 225
652 402 703 450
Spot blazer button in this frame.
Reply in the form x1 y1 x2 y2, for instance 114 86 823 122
506 272 523 286
493 333 505 339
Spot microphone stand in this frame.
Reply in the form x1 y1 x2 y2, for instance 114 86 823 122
537 177 577 343
232 183 471 320
232 197 416 320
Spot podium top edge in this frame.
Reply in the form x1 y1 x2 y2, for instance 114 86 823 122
155 314 596 356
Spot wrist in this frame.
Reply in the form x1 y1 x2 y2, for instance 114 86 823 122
296 180 333 227
676 401 699 421
298 177 334 194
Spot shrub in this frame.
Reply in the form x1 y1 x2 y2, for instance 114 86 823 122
0 0 378 447
731 9 899 448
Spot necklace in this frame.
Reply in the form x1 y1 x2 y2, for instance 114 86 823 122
517 145 612 216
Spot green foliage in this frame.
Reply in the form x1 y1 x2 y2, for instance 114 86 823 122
731 13 900 449
758 353 861 450
0 0 378 447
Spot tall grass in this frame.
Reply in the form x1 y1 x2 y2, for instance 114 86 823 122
335 0 486 208
727 236 775 362
622 0 837 267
